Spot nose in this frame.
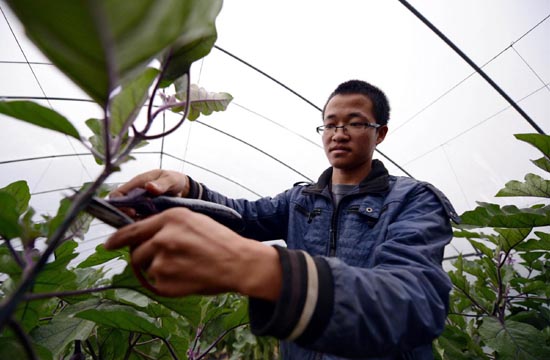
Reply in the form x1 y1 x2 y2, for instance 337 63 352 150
331 127 349 141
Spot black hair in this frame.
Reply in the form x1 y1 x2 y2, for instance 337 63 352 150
322 80 390 125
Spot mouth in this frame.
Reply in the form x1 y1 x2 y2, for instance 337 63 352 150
329 146 351 153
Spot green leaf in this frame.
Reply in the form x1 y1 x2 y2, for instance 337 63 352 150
0 180 30 215
460 202 550 228
160 0 223 83
479 317 550 359
497 174 550 198
31 312 95 358
495 228 531 252
95 327 129 360
172 82 233 120
436 325 488 360
516 232 550 252
221 296 249 329
111 264 203 326
6 0 223 106
0 101 80 139
0 245 22 276
75 302 168 338
46 197 72 239
515 134 550 159
110 67 159 134
468 239 494 258
532 157 550 173
78 243 127 268
0 193 21 240
32 240 79 293
0 338 52 360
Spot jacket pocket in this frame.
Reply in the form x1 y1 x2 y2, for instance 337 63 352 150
346 204 380 228
294 203 322 223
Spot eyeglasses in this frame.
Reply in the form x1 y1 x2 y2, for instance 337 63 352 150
316 122 380 135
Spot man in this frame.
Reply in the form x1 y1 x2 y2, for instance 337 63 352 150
105 80 460 359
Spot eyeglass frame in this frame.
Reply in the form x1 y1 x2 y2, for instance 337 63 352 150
316 122 381 135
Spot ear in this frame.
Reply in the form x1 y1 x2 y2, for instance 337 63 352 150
375 125 388 145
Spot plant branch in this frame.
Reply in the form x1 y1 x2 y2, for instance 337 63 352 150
0 170 110 331
140 72 191 141
160 337 179 360
136 49 174 136
8 317 38 360
132 348 158 360
196 323 248 360
23 285 116 301
1 237 24 268
85 339 99 360
453 285 492 316
79 140 106 163
124 332 142 360
506 295 550 301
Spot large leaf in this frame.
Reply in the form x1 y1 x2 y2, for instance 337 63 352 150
479 317 550 359
109 67 159 134
495 228 531 252
0 193 21 240
0 180 30 215
161 0 223 83
515 134 550 159
30 299 102 358
74 302 168 338
0 180 30 239
0 245 22 276
0 338 52 360
77 243 128 268
436 325 488 360
0 101 81 139
6 0 223 106
460 202 550 228
531 157 550 173
95 327 128 360
111 264 203 326
172 82 233 120
32 240 79 293
497 174 550 198
516 231 550 252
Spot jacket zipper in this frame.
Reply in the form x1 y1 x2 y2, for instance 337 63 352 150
329 201 342 256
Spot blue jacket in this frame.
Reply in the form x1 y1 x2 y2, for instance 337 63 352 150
191 160 459 359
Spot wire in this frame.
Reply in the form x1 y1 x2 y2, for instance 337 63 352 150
214 45 322 112
0 5 94 178
393 12 550 135
511 45 550 93
404 81 550 166
397 0 546 135
196 120 314 182
232 102 322 149
157 151 263 197
214 45 414 177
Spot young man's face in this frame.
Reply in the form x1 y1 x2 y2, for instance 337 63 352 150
322 93 387 173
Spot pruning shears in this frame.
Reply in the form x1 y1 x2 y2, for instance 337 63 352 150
81 188 245 294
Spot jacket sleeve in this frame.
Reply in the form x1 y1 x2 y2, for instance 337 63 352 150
188 176 293 241
249 182 456 358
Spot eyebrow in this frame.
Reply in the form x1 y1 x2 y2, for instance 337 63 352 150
324 112 370 122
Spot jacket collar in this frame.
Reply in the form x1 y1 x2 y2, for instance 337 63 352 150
304 159 390 195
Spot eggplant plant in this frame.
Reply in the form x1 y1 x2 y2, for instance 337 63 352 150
435 133 550 360
0 1 277 359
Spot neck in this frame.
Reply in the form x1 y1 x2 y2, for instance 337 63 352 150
331 163 372 185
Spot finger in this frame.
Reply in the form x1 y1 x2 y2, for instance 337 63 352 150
146 172 187 197
104 212 166 250
112 170 163 197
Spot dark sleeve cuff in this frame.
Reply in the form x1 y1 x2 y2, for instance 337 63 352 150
187 176 204 199
248 246 334 345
